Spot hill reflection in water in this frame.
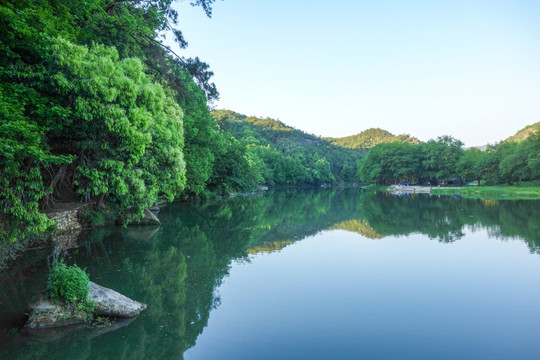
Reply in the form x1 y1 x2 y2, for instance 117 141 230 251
2 189 540 359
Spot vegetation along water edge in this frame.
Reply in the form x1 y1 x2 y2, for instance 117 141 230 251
430 184 540 200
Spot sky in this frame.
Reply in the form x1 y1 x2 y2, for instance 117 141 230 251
168 0 540 147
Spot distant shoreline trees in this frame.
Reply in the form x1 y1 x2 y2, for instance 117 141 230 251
358 133 540 186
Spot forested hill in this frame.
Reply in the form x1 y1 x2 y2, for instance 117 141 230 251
326 128 419 149
504 122 540 143
213 110 328 148
211 110 363 186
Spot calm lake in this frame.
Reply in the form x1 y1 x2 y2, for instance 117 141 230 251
2 188 540 359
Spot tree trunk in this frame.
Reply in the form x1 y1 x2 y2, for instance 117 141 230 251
95 193 106 208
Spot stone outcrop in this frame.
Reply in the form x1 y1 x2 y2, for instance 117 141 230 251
126 208 161 226
25 298 87 329
25 282 146 329
139 208 161 225
46 209 82 232
89 282 147 317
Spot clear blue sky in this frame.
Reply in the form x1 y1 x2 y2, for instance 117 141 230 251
168 0 540 147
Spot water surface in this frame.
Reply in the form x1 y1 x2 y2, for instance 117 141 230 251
2 189 540 359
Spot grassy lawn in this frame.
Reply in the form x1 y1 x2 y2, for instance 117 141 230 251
431 185 540 200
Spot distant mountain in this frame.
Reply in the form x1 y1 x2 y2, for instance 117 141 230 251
504 122 540 143
325 128 420 149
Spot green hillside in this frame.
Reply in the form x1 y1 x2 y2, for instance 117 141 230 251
327 128 419 149
212 110 363 185
504 122 540 143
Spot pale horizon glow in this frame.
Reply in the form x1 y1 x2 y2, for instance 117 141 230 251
168 0 540 147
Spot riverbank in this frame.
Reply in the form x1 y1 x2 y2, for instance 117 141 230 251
387 185 431 194
431 185 540 200
362 184 432 194
363 184 540 200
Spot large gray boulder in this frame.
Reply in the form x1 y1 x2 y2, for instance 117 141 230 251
89 282 147 317
25 282 146 329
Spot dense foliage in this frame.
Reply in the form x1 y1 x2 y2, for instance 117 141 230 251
0 0 255 242
358 133 540 186
212 110 363 186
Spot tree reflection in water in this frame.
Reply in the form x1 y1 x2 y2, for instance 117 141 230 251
1 189 540 359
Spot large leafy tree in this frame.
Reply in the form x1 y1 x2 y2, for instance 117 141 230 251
358 142 420 184
207 133 263 194
421 136 464 182
497 138 540 185
1 0 210 241
457 148 493 185
48 38 186 214
524 134 540 180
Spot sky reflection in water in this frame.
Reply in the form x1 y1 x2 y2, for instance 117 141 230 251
2 189 540 359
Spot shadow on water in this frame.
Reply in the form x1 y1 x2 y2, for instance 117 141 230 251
1 188 540 359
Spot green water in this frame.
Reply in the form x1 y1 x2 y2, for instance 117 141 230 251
2 189 540 359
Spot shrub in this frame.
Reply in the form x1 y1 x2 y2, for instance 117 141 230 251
77 207 112 227
47 257 95 313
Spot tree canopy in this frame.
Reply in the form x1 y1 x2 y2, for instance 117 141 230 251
358 133 540 187
212 110 363 186
0 0 227 242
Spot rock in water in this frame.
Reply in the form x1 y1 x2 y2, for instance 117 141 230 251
25 298 87 329
141 208 160 225
25 282 147 329
127 208 161 226
89 282 147 317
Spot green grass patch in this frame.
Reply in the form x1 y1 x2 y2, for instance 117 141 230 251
431 185 540 200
